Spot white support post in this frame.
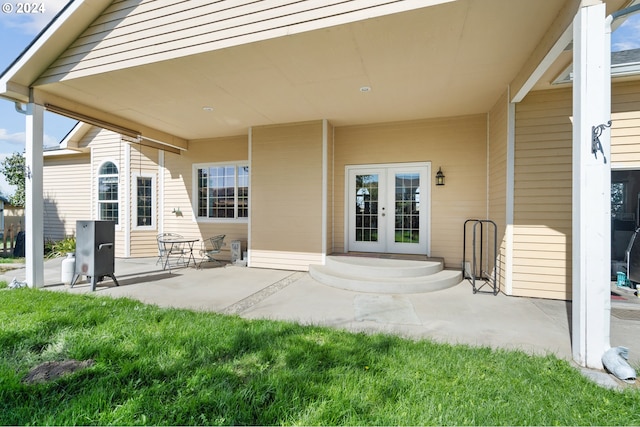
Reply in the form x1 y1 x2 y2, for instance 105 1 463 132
25 99 44 288
572 2 611 369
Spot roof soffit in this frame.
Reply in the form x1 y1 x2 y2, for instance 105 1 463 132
18 0 579 141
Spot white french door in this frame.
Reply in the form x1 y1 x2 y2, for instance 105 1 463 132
347 163 430 254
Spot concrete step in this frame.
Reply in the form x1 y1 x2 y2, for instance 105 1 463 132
309 256 462 294
325 256 443 278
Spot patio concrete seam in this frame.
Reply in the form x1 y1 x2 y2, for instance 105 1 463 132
221 272 305 315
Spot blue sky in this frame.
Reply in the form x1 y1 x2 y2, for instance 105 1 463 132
0 4 639 197
0 0 74 197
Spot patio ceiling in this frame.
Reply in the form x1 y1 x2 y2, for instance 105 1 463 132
19 0 631 141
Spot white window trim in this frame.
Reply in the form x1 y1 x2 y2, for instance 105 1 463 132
96 159 121 228
192 161 249 223
133 172 156 231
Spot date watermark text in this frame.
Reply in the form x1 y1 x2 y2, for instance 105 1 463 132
2 3 46 14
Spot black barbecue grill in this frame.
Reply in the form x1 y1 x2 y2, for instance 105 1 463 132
71 220 120 291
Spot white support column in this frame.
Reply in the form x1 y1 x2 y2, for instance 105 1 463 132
24 99 44 288
572 2 611 369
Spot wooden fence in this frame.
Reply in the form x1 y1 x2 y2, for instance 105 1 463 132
2 223 22 256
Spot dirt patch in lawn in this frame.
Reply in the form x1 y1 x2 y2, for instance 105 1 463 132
23 359 94 384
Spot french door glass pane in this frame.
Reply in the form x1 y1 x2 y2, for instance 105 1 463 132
394 173 420 243
355 174 379 242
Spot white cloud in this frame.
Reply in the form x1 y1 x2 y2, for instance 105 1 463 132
0 128 25 150
0 128 62 156
0 129 60 196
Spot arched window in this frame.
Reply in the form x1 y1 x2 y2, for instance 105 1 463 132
98 161 119 224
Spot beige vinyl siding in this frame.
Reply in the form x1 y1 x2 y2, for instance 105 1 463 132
162 135 249 261
43 153 91 241
251 121 324 270
612 81 640 167
513 88 573 300
326 121 334 255
488 90 508 293
41 0 435 83
511 81 640 300
90 128 128 257
334 115 487 268
129 144 159 257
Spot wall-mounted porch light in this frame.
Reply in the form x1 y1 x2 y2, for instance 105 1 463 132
435 167 445 186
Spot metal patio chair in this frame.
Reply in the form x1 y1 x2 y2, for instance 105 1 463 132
198 234 226 268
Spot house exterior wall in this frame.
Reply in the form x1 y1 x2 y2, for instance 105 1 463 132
129 144 160 257
89 127 127 257
162 135 249 261
326 121 334 256
513 89 573 300
250 121 325 270
512 81 640 300
39 0 437 83
42 153 91 241
333 115 488 268
611 81 640 168
488 90 509 293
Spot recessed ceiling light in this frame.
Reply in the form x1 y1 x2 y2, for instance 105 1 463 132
202 106 214 112
359 86 372 92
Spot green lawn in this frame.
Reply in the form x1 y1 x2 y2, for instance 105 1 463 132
0 288 638 426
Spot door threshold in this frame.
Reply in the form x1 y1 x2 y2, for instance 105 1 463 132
334 252 444 263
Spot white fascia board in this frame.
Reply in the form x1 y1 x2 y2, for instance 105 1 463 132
0 0 110 101
43 148 86 157
59 121 92 150
611 62 640 77
511 25 573 103
0 82 29 103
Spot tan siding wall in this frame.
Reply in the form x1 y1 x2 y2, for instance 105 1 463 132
90 128 128 257
251 121 324 269
163 135 249 261
43 153 92 241
488 90 508 292
326 121 334 255
513 88 572 300
334 115 488 268
512 81 640 300
42 0 432 82
612 81 640 168
129 144 160 257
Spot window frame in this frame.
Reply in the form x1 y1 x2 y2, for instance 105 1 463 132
133 173 156 230
97 160 120 225
192 162 249 223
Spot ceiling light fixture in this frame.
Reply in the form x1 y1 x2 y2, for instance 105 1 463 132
359 86 372 93
202 106 214 112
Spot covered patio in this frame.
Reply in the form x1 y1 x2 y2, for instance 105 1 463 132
1 0 638 371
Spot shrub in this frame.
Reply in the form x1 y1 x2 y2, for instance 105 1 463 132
44 236 76 259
